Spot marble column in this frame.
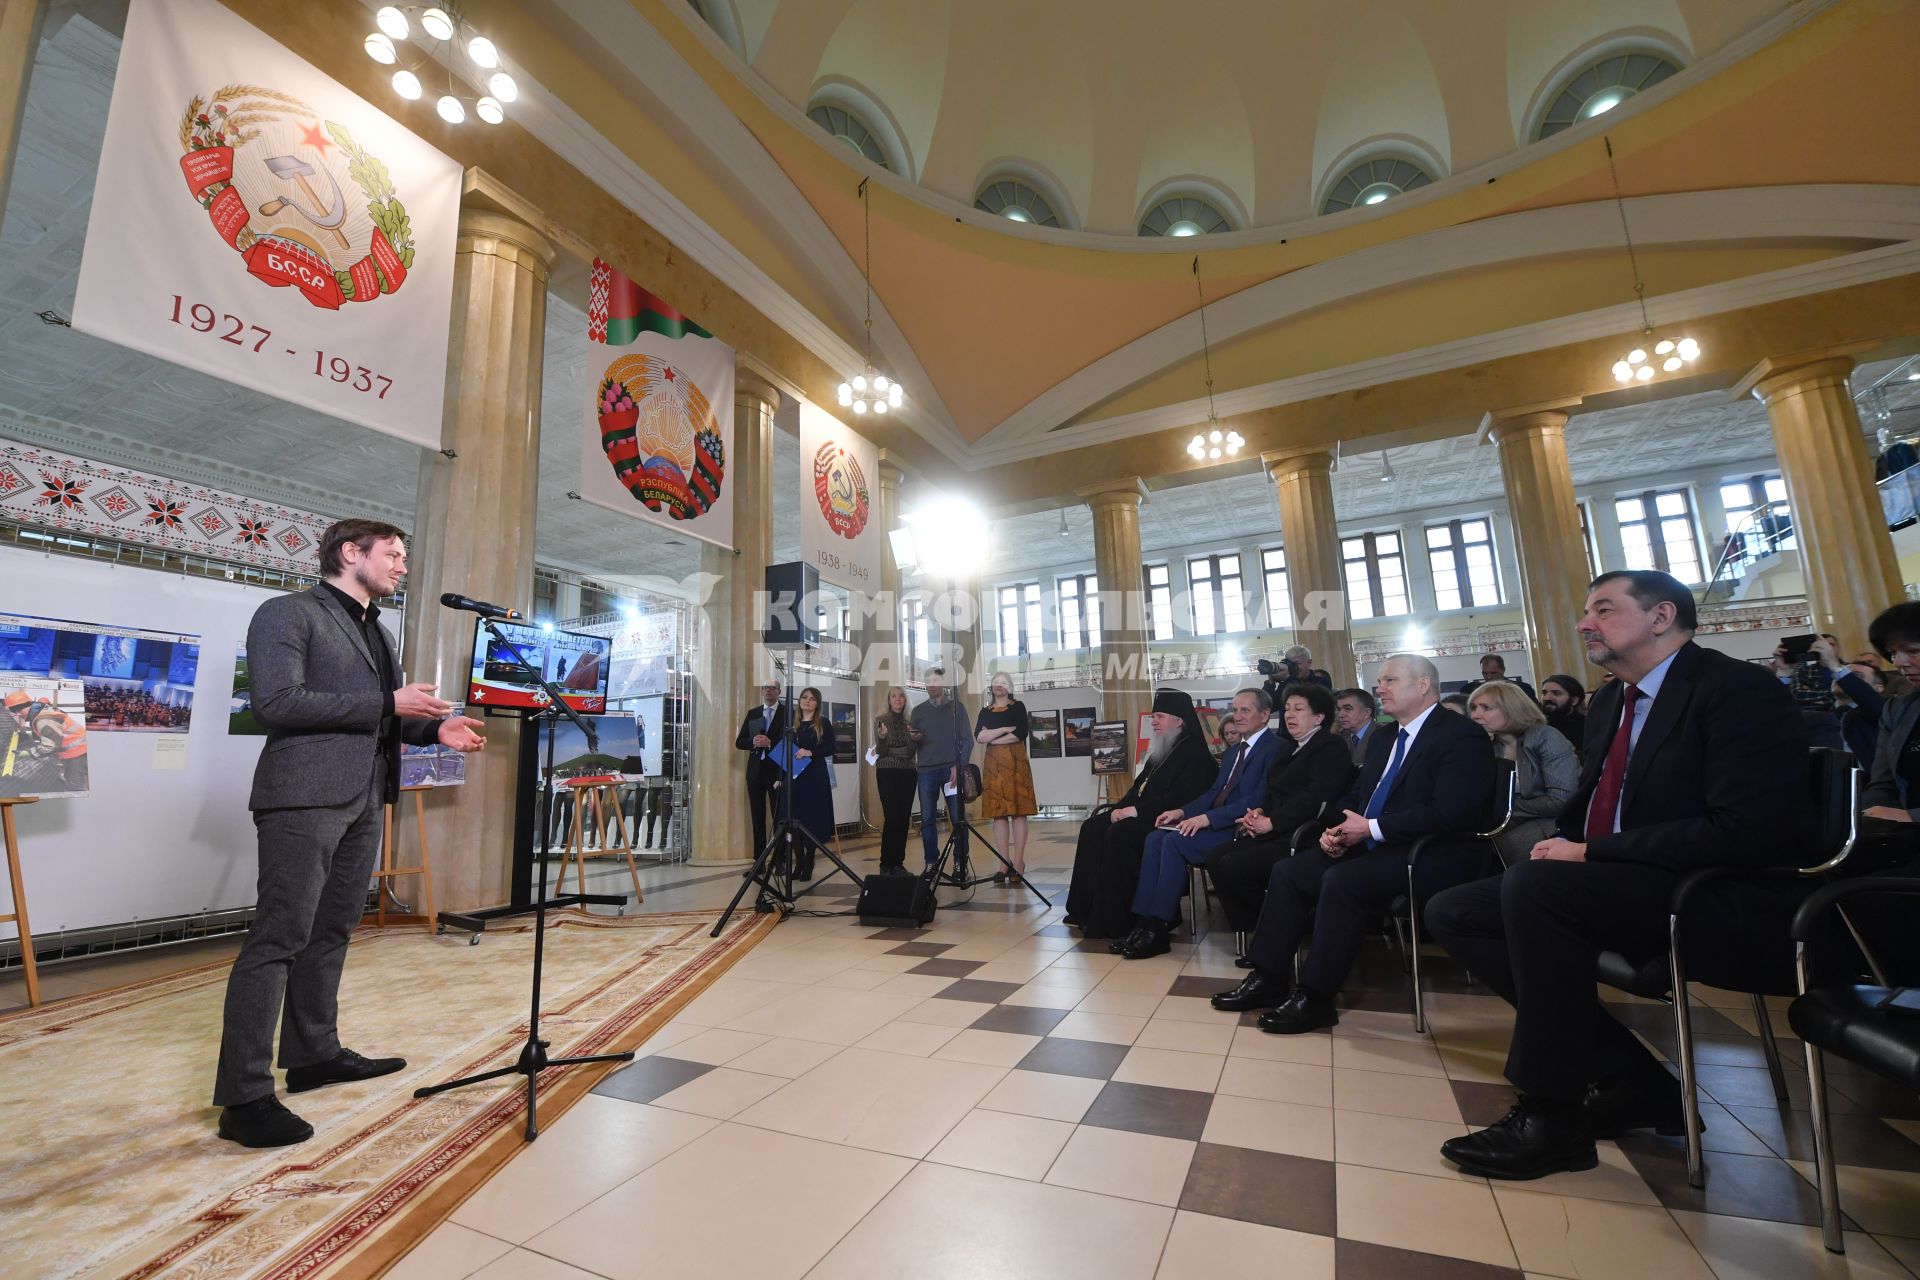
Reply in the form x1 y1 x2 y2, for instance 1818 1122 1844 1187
400 208 552 911
1082 480 1151 802
1489 408 1594 684
689 370 778 864
857 455 905 828
0 0 44 221
1739 352 1902 652
1263 449 1355 688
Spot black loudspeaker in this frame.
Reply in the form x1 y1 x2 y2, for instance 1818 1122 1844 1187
761 561 821 649
855 872 937 928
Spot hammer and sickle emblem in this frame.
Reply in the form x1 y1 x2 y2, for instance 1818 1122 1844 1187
257 154 351 251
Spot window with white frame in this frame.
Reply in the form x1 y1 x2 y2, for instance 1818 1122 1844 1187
1425 518 1502 610
901 595 931 663
997 582 1043 657
1717 473 1796 571
1058 573 1101 650
1187 552 1247 636
1144 564 1174 642
1341 531 1409 620
1261 547 1293 628
1615 488 1703 584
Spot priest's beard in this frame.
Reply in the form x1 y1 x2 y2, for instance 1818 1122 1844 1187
1146 725 1182 766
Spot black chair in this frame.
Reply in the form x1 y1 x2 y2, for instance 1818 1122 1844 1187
1789 876 1920 1254
1394 759 1516 1034
1594 747 1858 1187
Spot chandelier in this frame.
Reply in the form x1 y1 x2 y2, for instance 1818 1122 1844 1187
364 5 517 126
1184 255 1243 461
1603 136 1700 385
837 177 906 417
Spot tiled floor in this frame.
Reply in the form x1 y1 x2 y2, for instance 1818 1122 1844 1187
15 826 1919 1279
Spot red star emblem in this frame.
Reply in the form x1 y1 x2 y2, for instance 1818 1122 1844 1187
663 366 677 382
297 120 332 155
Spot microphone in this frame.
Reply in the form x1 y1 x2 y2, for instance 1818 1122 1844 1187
440 592 523 620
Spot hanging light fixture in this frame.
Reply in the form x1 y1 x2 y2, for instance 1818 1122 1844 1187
1603 136 1700 386
837 177 907 417
1184 255 1244 463
363 4 514 126
1057 509 1072 538
1379 450 1396 484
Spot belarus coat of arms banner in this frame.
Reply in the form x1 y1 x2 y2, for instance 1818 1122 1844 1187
798 401 879 592
71 0 461 449
579 257 738 550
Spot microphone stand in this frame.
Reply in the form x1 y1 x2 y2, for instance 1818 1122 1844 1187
412 615 634 1140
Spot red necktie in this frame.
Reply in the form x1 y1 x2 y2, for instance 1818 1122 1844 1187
1585 684 1642 840
1213 742 1248 807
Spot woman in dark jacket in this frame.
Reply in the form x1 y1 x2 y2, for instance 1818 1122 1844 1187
1205 683 1356 939
872 684 920 874
1066 688 1216 938
782 685 835 879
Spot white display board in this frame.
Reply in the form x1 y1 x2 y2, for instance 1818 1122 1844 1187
0 546 394 938
797 402 880 592
72 0 461 448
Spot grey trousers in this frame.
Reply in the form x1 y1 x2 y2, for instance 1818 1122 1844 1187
213 765 385 1106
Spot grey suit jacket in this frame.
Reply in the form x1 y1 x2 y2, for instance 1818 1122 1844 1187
1861 688 1920 817
246 586 441 811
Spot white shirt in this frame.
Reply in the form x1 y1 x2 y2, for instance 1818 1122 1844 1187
1587 647 1681 835
1366 703 1439 843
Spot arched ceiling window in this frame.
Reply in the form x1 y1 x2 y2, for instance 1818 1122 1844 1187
1139 195 1231 238
975 178 1061 228
806 102 890 170
1321 156 1434 215
1534 51 1680 140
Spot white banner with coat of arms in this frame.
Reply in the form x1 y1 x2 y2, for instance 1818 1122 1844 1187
798 401 879 591
71 0 460 449
578 257 737 550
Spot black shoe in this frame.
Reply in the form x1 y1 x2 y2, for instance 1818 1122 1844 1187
1118 920 1172 960
883 864 913 878
285 1048 407 1095
1586 1071 1693 1138
1109 923 1149 955
1441 1099 1598 1180
992 871 1008 884
795 863 815 881
217 1095 314 1147
1211 973 1290 1012
1233 955 1255 969
1256 988 1339 1034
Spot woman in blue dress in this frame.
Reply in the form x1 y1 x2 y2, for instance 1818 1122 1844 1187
783 685 836 878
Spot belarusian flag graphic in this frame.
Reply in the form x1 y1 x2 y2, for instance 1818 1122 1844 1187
588 257 713 345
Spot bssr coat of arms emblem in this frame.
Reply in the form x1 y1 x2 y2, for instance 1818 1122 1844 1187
811 441 870 539
177 86 415 310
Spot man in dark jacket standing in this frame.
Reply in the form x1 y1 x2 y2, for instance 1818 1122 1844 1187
735 680 787 857
1427 570 1806 1180
910 667 973 872
214 519 486 1148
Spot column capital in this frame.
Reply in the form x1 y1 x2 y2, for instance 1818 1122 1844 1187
455 208 555 282
1077 477 1149 509
734 369 782 412
1732 343 1876 404
1261 447 1333 481
1486 408 1570 447
875 448 907 487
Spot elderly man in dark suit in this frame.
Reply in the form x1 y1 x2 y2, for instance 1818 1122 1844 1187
1426 570 1806 1180
1211 653 1498 1031
214 519 486 1148
735 680 787 857
1114 687 1283 959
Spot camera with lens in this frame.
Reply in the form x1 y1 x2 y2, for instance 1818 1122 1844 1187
1255 658 1280 677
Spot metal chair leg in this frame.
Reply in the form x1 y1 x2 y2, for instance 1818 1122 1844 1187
1752 992 1791 1106
1390 915 1412 972
1796 943 1845 1253
1669 914 1706 1187
1409 867 1426 1035
1234 929 1246 958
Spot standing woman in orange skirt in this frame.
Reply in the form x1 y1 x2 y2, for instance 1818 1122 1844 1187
975 673 1037 883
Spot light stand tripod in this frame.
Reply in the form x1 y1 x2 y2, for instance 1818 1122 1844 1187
711 653 866 938
929 794 1052 909
413 617 633 1140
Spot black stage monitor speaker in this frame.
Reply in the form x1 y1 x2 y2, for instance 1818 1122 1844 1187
762 560 821 648
855 872 937 928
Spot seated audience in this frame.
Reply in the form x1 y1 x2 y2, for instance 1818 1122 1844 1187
1210 654 1497 1032
1425 569 1807 1180
1811 635 1886 771
1334 687 1379 766
1205 683 1356 945
1438 692 1470 715
1538 674 1588 760
1463 652 1537 702
1466 680 1580 864
1065 689 1216 939
1112 688 1281 959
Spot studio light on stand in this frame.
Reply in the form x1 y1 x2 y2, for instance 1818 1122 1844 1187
1183 255 1243 464
837 177 907 418
1602 135 1700 387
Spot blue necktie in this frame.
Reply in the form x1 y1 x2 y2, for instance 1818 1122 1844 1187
1361 728 1410 847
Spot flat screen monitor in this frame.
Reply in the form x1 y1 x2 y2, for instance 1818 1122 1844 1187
466 620 609 714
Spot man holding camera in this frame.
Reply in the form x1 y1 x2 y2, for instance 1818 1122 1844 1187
1260 645 1332 702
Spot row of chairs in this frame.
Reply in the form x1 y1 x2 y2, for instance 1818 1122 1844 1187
1183 748 1914 1253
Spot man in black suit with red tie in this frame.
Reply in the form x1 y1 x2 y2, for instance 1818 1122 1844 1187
1427 570 1806 1180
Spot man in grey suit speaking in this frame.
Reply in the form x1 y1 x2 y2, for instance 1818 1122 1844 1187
214 518 486 1148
